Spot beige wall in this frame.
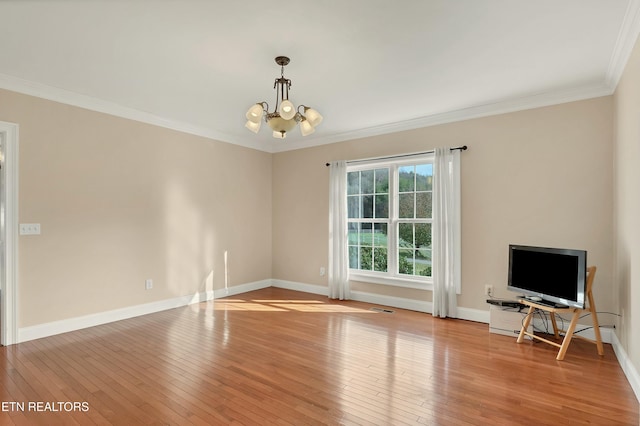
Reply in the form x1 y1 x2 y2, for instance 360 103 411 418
273 97 614 314
614 34 640 375
0 85 617 332
0 89 272 328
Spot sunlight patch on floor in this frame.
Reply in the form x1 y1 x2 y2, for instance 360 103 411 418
214 301 289 311
214 299 376 313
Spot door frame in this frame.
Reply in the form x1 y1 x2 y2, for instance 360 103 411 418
0 121 18 345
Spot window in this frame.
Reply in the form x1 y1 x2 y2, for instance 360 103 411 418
347 155 434 288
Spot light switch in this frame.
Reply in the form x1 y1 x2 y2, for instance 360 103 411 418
19 223 41 235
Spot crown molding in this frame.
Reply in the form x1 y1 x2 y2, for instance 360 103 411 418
0 72 614 155
605 0 640 90
0 73 267 152
0 73 624 156
269 82 614 153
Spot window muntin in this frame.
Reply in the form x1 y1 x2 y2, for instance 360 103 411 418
347 157 433 286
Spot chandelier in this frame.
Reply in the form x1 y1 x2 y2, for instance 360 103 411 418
245 56 323 139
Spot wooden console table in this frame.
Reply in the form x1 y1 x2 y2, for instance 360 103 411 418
516 266 603 361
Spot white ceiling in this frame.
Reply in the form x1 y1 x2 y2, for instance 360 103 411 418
0 0 638 153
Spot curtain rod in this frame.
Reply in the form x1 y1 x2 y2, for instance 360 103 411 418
325 145 467 167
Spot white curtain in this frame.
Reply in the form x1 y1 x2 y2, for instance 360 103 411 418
432 147 461 318
328 160 350 300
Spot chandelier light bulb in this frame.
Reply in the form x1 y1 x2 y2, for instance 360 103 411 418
300 119 315 136
304 107 323 127
245 103 264 123
245 120 261 133
279 100 296 120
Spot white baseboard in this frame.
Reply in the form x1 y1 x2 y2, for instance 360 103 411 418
213 279 272 299
351 290 431 313
458 306 490 323
271 279 488 323
16 279 614 346
18 291 213 343
272 279 328 296
611 331 640 403
18 279 272 343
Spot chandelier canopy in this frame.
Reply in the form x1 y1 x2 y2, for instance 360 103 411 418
245 56 322 139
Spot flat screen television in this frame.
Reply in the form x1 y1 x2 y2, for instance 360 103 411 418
507 245 586 309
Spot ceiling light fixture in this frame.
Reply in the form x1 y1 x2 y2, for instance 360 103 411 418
245 56 322 139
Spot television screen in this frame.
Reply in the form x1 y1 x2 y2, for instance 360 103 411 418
507 245 586 308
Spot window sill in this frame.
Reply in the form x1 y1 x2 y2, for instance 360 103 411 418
349 272 433 291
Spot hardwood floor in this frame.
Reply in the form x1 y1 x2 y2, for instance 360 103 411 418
0 287 637 425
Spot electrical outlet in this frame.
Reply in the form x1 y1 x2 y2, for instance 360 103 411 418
484 285 493 297
145 279 153 290
320 266 326 276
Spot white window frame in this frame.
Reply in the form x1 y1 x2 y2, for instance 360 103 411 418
347 154 434 290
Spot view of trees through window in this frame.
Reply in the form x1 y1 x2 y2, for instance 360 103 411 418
347 162 433 280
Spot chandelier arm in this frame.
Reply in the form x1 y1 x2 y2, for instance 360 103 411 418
280 79 285 105
273 78 282 112
259 101 269 120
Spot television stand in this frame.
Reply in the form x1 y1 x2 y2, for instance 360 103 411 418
516 266 604 360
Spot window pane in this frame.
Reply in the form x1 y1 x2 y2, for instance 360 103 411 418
361 170 374 194
349 246 359 269
398 193 415 218
398 249 414 275
359 223 373 246
418 249 432 277
348 222 359 245
373 223 388 247
375 168 389 193
415 164 433 191
415 223 431 248
416 192 432 218
398 166 415 192
347 195 359 218
375 194 389 218
373 247 387 272
347 172 360 195
362 195 374 218
360 247 373 271
398 223 414 249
